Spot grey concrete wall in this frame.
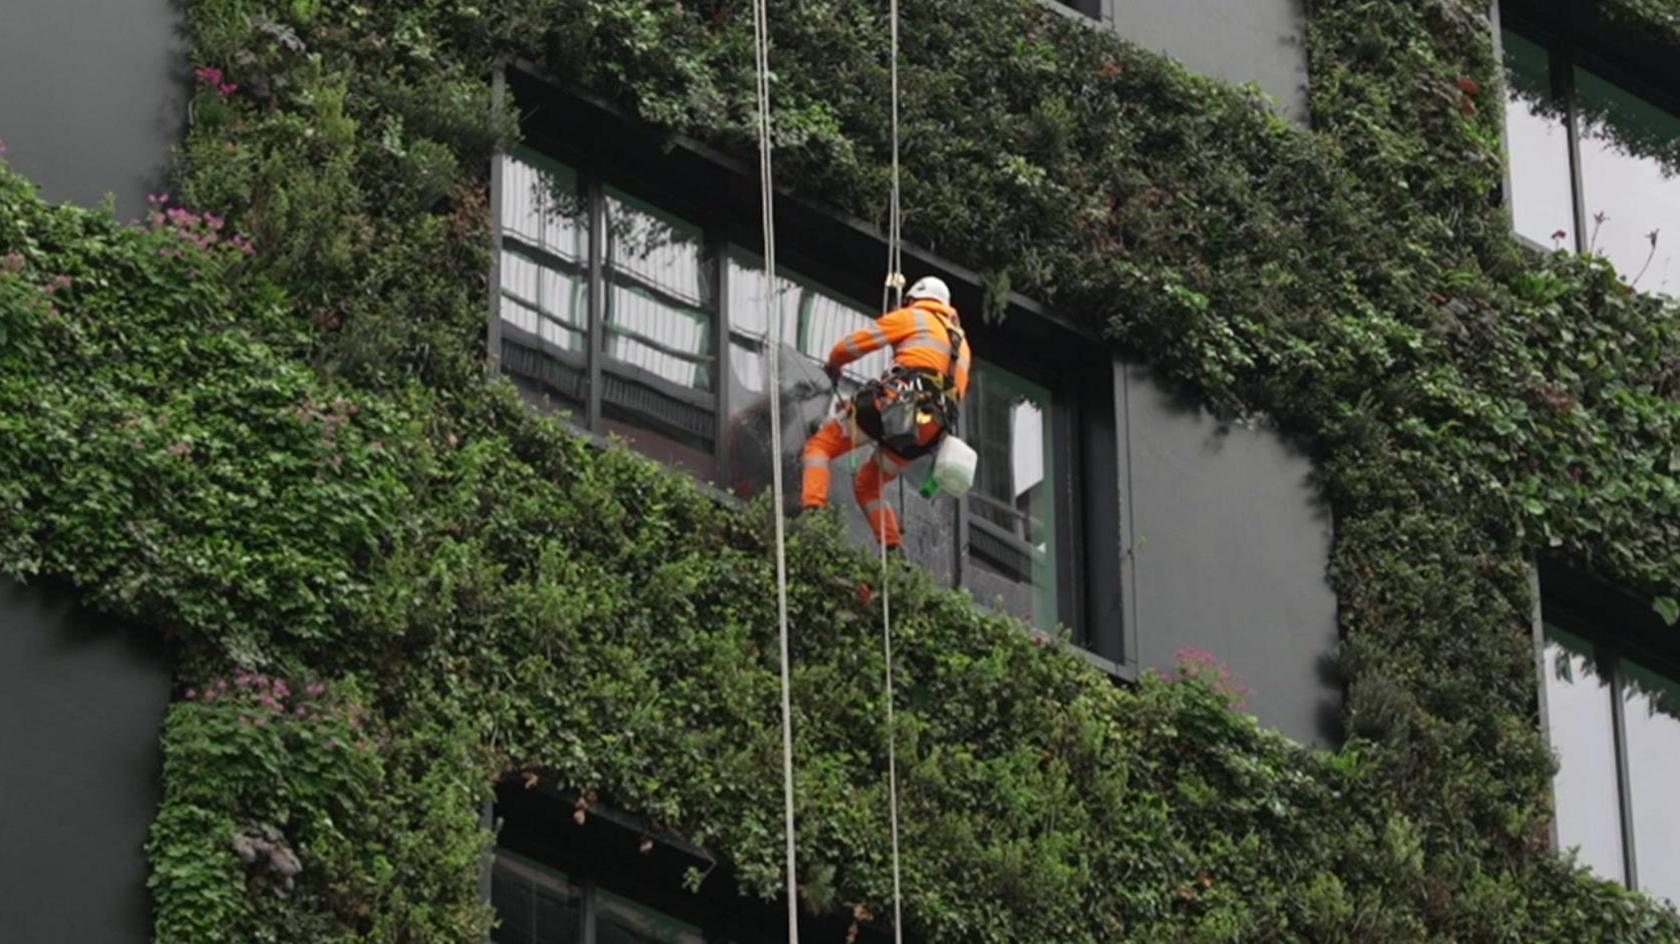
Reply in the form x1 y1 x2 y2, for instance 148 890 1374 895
0 577 171 944
1118 363 1340 747
0 0 186 219
1105 0 1312 124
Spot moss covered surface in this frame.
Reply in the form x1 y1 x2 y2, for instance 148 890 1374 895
2 0 1680 940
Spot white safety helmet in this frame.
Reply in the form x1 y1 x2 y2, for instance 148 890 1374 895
905 275 952 307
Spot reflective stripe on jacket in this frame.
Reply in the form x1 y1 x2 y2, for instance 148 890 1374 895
827 299 971 397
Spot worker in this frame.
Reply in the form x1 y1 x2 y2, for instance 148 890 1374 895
800 275 972 551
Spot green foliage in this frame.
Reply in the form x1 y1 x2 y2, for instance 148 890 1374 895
2 0 1680 940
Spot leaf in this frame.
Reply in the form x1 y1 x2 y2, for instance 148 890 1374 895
1654 596 1679 627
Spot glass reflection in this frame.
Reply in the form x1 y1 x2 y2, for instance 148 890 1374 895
499 149 590 415
1501 31 1575 247
602 188 717 476
1623 659 1680 907
966 364 1058 629
1542 626 1627 883
491 854 583 944
1576 68 1680 294
596 887 706 944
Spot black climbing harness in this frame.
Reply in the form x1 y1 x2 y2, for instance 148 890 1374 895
851 314 965 461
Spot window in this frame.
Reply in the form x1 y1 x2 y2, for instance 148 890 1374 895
1501 30 1575 247
1540 620 1680 906
1501 26 1680 292
493 853 703 944
1049 0 1102 18
492 780 903 943
965 364 1060 629
495 142 1108 645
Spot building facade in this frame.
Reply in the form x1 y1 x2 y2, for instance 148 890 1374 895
1 0 1678 940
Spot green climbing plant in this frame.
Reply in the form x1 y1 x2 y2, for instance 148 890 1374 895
3 0 1680 940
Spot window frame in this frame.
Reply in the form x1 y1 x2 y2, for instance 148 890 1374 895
494 68 1126 664
493 781 902 944
1537 560 1680 896
1499 6 1680 263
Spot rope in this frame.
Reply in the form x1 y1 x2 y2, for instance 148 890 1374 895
879 3 906 942
749 0 801 939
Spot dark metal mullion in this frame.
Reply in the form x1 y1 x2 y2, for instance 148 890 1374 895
1054 384 1083 645
1550 35 1590 253
1605 642 1640 889
586 177 606 433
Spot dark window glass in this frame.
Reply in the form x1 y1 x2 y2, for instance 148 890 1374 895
596 887 706 944
491 854 584 944
1501 31 1575 247
499 148 591 417
964 363 1060 629
1541 625 1627 883
1053 0 1101 17
601 188 718 477
1623 658 1680 906
1574 68 1680 294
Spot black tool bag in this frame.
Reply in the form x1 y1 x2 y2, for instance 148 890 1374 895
853 319 964 461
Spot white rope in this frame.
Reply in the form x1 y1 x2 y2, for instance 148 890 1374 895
880 2 906 941
749 0 801 939
882 0 905 317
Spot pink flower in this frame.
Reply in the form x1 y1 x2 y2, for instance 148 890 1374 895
2 252 23 272
184 688 197 700
305 682 326 698
194 66 223 86
238 715 252 725
273 679 290 698
294 706 308 718
253 717 268 728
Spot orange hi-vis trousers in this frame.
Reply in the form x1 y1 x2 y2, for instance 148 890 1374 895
801 415 940 549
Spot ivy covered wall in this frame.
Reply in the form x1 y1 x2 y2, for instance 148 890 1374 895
3 0 1680 940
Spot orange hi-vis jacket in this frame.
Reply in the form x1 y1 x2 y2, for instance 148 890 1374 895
826 298 971 397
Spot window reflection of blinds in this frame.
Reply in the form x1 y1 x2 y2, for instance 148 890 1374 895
502 150 585 260
603 191 715 393
726 254 889 392
605 283 711 389
605 192 708 305
501 249 588 349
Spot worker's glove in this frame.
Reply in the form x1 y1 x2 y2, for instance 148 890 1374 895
823 361 844 385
